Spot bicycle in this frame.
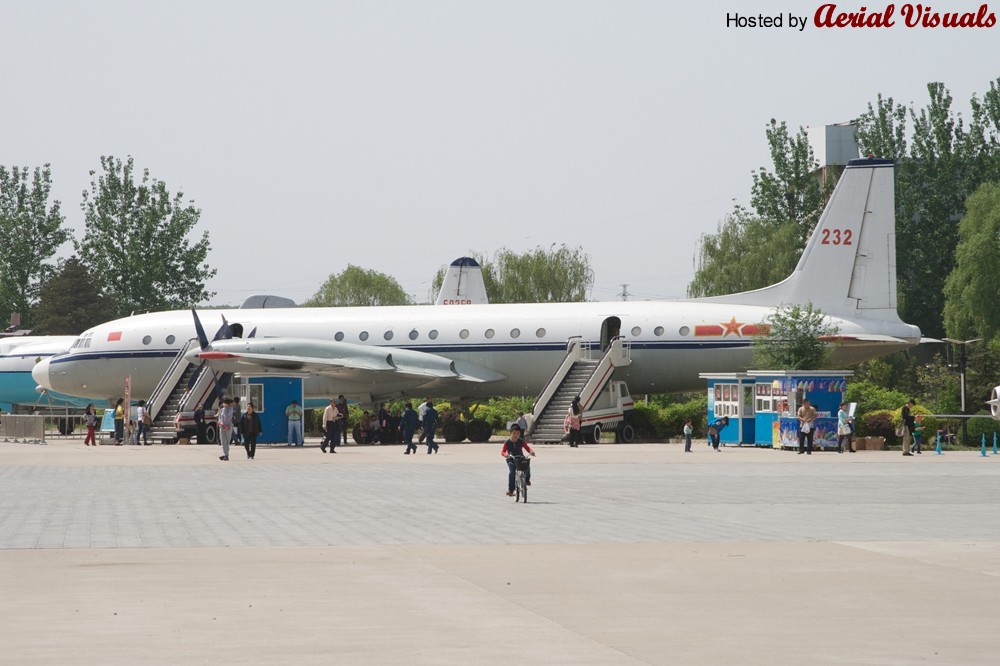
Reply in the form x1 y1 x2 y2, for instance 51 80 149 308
507 455 530 503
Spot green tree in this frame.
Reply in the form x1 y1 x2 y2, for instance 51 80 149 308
31 257 114 334
751 303 839 370
0 164 70 327
688 120 834 297
76 156 215 317
432 245 593 303
857 81 1000 339
687 209 800 297
750 120 836 245
943 181 1000 342
306 265 413 306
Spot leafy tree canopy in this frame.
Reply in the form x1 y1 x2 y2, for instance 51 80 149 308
943 181 1000 342
76 155 215 317
0 164 69 327
688 120 834 297
687 209 800 298
306 265 413 307
32 257 114 334
750 303 839 370
857 80 1000 338
432 245 593 303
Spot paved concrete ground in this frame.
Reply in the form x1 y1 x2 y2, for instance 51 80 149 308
2 438 999 664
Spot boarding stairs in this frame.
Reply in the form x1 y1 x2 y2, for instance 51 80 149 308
528 336 631 443
145 339 229 441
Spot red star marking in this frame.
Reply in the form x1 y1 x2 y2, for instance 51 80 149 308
722 317 744 337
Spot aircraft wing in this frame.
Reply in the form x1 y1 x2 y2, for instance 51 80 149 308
191 338 506 384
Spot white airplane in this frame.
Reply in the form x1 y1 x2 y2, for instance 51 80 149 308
989 386 1000 421
0 336 87 410
33 158 921 406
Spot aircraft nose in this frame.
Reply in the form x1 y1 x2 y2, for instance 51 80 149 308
32 357 53 391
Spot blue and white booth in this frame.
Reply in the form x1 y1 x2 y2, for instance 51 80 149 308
233 376 304 444
700 371 852 449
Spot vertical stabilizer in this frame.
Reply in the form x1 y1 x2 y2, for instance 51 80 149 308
435 257 489 305
697 158 900 320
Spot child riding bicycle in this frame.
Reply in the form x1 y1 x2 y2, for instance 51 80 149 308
500 423 535 496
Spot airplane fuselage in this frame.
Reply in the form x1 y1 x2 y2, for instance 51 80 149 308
0 336 90 410
36 301 920 404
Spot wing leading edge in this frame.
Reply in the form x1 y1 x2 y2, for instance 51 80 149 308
191 338 506 384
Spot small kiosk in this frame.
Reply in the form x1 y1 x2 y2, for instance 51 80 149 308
233 376 304 444
700 371 852 449
699 373 756 446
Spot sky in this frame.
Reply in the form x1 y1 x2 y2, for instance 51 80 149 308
3 0 999 305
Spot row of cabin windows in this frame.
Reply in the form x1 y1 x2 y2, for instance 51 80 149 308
136 325 694 346
141 335 176 345
336 325 688 342
335 327 547 342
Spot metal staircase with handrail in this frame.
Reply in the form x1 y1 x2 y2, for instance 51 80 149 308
145 339 230 442
527 336 631 443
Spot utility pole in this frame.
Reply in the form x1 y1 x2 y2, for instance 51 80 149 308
618 284 630 301
943 337 982 446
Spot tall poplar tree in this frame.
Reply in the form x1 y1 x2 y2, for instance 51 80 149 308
76 156 215 317
688 121 835 297
0 164 69 327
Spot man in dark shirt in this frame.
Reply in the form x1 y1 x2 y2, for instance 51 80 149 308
423 400 439 454
336 395 350 445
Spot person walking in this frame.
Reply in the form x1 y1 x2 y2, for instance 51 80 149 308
194 403 207 443
837 401 855 453
416 398 430 445
321 398 340 453
136 399 149 446
336 395 350 446
683 419 693 452
240 402 262 460
217 397 234 461
423 400 439 454
901 399 916 456
231 397 242 448
401 402 419 454
912 414 925 454
565 396 583 447
84 404 98 446
797 398 817 455
285 399 303 446
113 398 125 446
708 415 729 451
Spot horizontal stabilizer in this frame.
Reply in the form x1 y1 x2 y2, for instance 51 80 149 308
819 333 910 344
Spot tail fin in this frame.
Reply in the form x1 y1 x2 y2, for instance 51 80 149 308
435 257 490 305
699 158 900 320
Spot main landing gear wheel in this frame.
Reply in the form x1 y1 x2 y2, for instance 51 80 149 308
466 419 492 443
443 420 467 442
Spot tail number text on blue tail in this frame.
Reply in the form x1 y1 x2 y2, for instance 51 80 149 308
821 228 853 245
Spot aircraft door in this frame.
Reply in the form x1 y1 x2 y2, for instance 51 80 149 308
600 317 621 352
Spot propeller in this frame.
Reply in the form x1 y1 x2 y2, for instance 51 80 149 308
192 308 210 350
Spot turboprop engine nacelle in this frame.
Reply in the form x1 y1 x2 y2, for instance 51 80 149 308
989 386 1000 420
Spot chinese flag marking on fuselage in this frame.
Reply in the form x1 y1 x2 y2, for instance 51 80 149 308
107 331 122 342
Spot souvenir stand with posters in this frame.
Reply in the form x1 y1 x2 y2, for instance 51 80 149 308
750 371 852 450
700 371 853 449
699 373 756 446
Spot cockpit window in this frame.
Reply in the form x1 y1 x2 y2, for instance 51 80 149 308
71 333 94 350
